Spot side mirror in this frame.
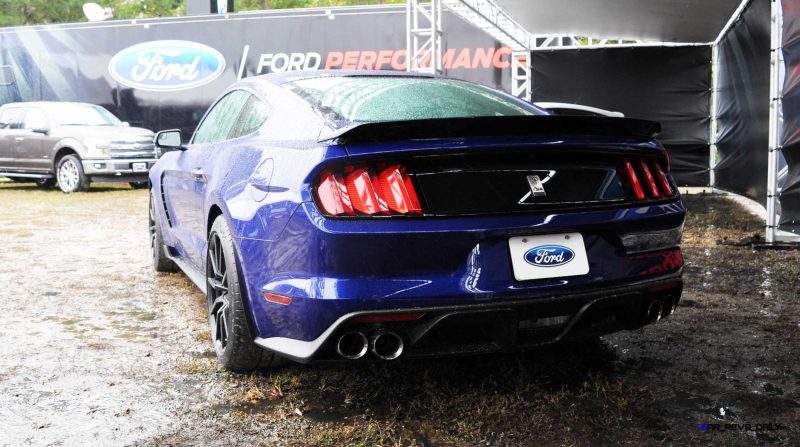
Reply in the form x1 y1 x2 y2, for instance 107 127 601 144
154 129 185 155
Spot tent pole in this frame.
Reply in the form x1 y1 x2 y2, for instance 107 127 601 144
766 0 783 243
709 42 718 188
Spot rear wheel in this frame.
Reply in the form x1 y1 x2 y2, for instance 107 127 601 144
207 215 274 372
56 154 90 193
149 194 178 273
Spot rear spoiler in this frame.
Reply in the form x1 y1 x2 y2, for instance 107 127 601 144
318 116 661 143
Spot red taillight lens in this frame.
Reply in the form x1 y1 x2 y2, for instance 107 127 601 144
345 167 386 215
621 158 646 201
316 163 423 216
620 156 674 201
637 158 661 198
316 170 354 216
652 161 674 196
377 165 422 214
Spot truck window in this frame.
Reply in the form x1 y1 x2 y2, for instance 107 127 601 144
0 107 24 129
23 108 49 130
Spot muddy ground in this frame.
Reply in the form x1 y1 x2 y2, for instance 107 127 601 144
0 178 797 447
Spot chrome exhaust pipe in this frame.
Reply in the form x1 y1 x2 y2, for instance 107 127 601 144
336 332 368 360
370 332 404 360
661 295 676 318
646 300 662 323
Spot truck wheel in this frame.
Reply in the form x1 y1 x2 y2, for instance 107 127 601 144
56 154 90 193
149 193 178 273
207 215 275 372
35 178 56 189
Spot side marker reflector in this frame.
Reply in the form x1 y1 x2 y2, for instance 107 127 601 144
262 292 292 305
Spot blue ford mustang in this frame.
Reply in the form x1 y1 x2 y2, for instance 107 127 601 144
148 71 685 371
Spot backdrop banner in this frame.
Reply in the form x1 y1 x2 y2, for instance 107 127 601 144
715 0 771 204
0 6 509 137
780 0 800 233
531 46 712 186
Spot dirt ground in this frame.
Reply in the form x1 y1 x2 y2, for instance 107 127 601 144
0 178 797 447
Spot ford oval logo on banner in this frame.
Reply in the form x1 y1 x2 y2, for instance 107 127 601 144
108 40 225 92
524 245 575 267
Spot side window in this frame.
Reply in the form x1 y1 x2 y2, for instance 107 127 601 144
228 95 271 140
23 108 48 130
0 107 24 129
192 90 250 144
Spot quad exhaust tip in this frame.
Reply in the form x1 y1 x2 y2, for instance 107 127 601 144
336 331 369 360
661 295 676 318
371 331 404 360
647 300 662 323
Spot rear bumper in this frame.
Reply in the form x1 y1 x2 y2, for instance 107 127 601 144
238 199 686 343
254 272 683 363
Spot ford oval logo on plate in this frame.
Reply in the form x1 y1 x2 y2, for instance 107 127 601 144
108 40 226 91
524 245 575 267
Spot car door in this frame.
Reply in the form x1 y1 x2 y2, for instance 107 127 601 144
0 106 24 169
162 90 251 270
15 107 53 172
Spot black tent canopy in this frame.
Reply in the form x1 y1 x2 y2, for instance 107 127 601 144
416 0 796 243
492 0 743 42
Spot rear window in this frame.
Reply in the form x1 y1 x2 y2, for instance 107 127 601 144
286 76 542 125
50 104 122 126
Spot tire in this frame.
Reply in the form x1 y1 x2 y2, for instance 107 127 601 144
35 178 56 189
130 181 148 189
56 154 90 193
207 215 275 372
149 193 178 273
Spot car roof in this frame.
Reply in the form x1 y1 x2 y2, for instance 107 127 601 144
0 101 100 109
242 69 439 87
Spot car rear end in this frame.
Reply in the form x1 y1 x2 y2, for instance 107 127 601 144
247 115 685 363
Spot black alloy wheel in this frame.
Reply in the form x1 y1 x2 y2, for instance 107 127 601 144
206 216 276 372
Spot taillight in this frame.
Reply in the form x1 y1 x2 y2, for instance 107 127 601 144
637 158 661 198
315 164 423 216
651 160 674 197
621 158 645 200
316 170 354 216
620 156 674 201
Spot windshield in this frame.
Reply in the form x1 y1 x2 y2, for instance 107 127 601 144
286 76 543 125
51 104 122 126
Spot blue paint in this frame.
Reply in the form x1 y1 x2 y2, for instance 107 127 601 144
149 70 686 351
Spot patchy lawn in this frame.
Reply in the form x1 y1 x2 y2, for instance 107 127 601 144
0 178 797 446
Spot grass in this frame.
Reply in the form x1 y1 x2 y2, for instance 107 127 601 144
4 177 798 447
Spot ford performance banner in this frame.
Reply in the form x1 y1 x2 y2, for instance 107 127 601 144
0 6 511 137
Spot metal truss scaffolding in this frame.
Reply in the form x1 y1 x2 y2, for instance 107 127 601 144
406 0 443 74
409 0 654 102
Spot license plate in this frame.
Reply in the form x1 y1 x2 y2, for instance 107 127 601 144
132 162 148 172
508 232 590 281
